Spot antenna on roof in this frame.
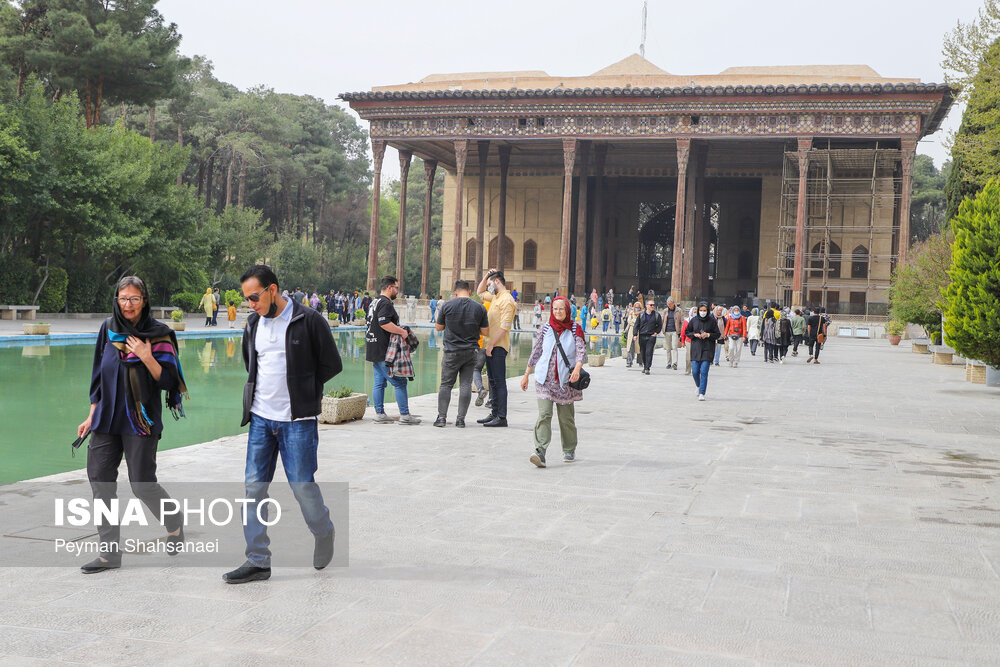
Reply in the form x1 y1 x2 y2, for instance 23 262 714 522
639 1 648 57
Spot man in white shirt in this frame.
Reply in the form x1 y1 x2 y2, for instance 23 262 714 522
223 265 343 584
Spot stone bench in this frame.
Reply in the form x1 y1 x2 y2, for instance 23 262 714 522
150 306 178 319
910 337 931 354
965 359 987 384
929 345 956 365
0 305 39 320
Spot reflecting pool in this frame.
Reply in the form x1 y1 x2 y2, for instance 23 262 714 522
0 329 621 484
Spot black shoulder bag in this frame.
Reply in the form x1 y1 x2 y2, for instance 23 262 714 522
553 330 591 391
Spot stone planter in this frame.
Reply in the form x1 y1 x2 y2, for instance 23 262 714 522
167 321 186 331
888 334 902 346
987 365 1000 388
587 354 605 367
22 322 50 335
320 393 368 424
966 361 987 385
351 319 366 327
330 319 340 327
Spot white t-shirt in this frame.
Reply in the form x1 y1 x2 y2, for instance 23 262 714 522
250 301 314 422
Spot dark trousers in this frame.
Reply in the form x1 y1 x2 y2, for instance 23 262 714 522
485 346 509 418
792 334 803 353
211 306 219 325
764 342 778 361
639 334 656 371
749 339 759 355
438 348 477 420
808 338 823 360
87 432 182 558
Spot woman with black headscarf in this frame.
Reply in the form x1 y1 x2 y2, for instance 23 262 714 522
76 276 188 573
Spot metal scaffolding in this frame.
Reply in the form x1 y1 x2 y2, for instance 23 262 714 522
775 144 901 315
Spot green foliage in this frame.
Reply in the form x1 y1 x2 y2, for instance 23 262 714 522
911 155 949 241
38 266 68 312
946 37 1000 219
328 311 339 321
269 236 320 292
326 386 353 399
944 179 1000 367
0 256 34 304
170 291 201 312
170 309 183 322
224 289 241 307
354 308 365 320
886 320 905 335
888 230 953 334
65 262 106 312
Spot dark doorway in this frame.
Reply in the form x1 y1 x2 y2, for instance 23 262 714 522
636 202 675 293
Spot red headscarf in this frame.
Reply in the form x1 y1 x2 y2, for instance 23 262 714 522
549 297 584 340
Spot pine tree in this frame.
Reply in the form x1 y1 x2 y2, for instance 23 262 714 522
943 178 1000 367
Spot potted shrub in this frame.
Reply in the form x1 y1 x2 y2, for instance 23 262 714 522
886 320 904 345
329 312 340 327
320 386 368 424
351 308 366 326
23 321 50 335
167 310 186 331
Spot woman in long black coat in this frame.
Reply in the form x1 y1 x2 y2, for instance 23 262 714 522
686 301 722 401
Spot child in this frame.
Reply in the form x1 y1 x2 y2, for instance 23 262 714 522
227 301 237 329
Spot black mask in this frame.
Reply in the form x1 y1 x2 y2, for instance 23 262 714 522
264 301 278 318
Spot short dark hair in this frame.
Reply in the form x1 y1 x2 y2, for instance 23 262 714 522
379 276 398 291
240 265 278 288
453 280 470 292
488 270 505 284
115 275 148 301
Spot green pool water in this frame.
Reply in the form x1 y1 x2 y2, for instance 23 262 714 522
0 329 621 485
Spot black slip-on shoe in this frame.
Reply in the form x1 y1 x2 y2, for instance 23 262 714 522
81 557 121 574
314 530 334 570
223 561 271 584
165 526 184 556
483 417 507 427
476 414 497 424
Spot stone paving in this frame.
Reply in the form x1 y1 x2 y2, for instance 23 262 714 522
1 337 999 664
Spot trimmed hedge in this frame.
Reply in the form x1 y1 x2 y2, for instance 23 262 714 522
38 266 68 312
170 292 202 312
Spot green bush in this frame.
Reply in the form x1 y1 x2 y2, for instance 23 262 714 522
65 264 107 312
0 257 35 305
328 311 339 321
944 178 1000 367
170 292 202 312
171 310 184 322
326 386 354 398
38 267 68 312
224 289 242 307
354 308 365 320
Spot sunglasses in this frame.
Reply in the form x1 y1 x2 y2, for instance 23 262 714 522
246 286 271 303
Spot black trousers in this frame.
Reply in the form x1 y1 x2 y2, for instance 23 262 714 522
792 334 803 353
764 342 778 361
87 432 182 557
639 334 656 371
438 348 477 420
749 339 759 355
808 338 823 360
485 347 509 418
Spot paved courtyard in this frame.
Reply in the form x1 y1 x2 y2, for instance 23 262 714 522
1 337 999 664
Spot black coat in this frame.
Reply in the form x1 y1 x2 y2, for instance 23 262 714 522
635 310 662 336
685 314 722 362
241 299 343 425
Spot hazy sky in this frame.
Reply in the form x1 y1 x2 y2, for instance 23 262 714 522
159 0 981 179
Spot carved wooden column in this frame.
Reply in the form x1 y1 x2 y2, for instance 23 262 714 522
681 143 701 301
604 176 619 291
366 139 386 292
497 144 511 271
559 139 577 296
451 140 468 289
395 150 412 294
897 137 918 267
420 159 438 298
791 137 812 307
476 140 489 276
590 144 607 290
670 138 691 303
574 141 590 295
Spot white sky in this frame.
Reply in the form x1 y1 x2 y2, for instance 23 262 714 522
159 0 981 179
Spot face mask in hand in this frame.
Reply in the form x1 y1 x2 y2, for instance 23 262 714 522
487 282 497 295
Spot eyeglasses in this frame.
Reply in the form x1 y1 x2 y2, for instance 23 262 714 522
246 286 270 303
116 297 142 305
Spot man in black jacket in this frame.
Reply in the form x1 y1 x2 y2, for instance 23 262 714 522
224 265 343 584
633 299 662 375
687 301 722 401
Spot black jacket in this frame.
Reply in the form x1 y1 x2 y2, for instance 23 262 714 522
635 310 663 336
241 299 343 425
685 314 722 362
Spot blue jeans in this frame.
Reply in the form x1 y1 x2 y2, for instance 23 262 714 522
372 360 410 415
244 414 334 567
692 360 711 395
713 343 722 364
602 321 609 332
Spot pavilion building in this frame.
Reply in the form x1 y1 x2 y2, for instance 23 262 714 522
341 55 954 313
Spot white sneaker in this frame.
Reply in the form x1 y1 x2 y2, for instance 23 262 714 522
398 414 421 425
698 394 706 401
373 412 393 424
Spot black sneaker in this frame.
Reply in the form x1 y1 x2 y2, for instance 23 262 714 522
530 452 546 468
433 416 446 427
314 529 334 570
477 414 497 424
455 418 465 428
223 561 271 584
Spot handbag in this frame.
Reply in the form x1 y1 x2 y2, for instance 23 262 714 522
816 318 827 344
553 330 591 391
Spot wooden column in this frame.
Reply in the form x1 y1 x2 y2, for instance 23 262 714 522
451 140 468 289
590 144 607 290
681 143 700 301
420 160 437 298
476 141 489 276
559 139 577 297
395 150 412 294
574 141 590 294
604 177 619 292
366 139 386 291
897 137 918 267
791 137 812 307
497 144 511 272
670 138 691 303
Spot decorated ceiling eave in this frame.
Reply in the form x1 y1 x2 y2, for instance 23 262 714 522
340 82 956 135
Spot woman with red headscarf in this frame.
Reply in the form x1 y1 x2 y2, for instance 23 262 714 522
520 297 586 468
